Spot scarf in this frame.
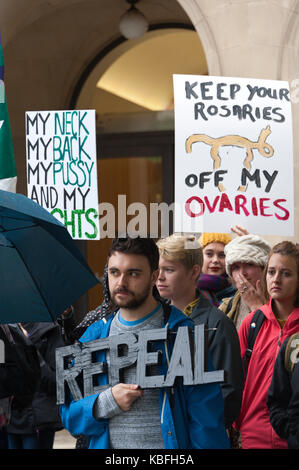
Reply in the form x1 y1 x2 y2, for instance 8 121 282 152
198 273 231 292
198 273 235 307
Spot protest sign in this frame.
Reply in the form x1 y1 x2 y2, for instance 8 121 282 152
173 75 294 236
26 109 100 240
56 324 225 404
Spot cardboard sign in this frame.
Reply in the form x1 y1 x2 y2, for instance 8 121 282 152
173 75 294 236
56 324 225 404
26 110 100 240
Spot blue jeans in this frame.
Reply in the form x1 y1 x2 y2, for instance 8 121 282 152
7 430 55 449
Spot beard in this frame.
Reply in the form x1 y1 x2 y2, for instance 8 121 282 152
111 283 152 310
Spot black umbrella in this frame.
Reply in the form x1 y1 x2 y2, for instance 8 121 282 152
0 189 99 323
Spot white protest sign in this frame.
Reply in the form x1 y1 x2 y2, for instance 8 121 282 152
26 110 100 240
173 75 294 236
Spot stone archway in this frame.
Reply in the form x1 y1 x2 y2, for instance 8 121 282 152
176 0 222 76
277 0 299 80
277 0 299 240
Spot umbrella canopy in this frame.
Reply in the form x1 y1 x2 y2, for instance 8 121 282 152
0 189 99 323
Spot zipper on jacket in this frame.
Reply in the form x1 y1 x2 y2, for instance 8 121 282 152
275 328 285 359
161 322 170 425
161 392 167 424
277 329 282 347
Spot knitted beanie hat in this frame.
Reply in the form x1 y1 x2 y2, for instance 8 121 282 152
199 232 232 249
224 234 271 276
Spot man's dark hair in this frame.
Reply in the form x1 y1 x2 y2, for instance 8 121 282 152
108 236 159 272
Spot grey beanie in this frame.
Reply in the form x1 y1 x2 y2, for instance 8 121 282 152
224 234 271 277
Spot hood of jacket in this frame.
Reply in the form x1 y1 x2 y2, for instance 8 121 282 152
21 321 59 344
259 299 299 329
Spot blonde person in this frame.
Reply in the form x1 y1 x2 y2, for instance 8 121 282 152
156 234 243 437
219 234 271 330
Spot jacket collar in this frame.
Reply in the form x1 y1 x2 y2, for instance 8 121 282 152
260 298 299 327
104 303 193 332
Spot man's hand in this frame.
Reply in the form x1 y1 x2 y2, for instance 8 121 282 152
111 383 143 412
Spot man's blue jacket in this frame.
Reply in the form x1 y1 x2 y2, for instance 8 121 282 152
59 305 230 449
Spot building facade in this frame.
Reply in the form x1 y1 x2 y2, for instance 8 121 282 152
1 0 298 312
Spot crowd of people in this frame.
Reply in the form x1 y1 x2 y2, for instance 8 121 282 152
0 229 299 450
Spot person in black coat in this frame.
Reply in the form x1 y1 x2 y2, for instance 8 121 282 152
6 322 65 449
267 335 299 449
0 325 32 398
156 234 244 443
0 324 41 449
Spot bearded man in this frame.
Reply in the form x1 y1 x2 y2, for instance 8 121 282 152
60 236 229 450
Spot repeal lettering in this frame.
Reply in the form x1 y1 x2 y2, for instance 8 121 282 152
55 324 225 404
